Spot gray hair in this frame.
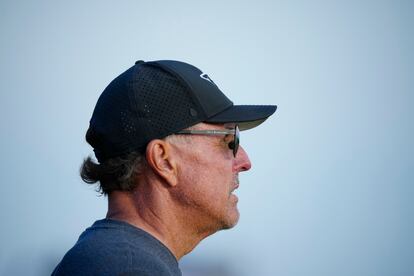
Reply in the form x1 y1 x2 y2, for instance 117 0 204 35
80 127 198 195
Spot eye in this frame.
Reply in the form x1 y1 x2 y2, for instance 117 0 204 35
222 134 233 149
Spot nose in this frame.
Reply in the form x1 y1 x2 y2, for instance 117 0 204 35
233 146 252 172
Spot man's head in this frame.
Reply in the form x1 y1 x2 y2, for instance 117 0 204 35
81 59 276 232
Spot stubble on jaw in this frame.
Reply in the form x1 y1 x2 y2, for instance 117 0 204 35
168 171 240 235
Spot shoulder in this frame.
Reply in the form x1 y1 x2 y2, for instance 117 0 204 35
52 247 174 276
52 219 181 276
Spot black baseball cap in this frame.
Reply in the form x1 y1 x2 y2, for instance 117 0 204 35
87 60 277 162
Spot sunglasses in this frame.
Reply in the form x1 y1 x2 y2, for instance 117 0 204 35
175 124 240 157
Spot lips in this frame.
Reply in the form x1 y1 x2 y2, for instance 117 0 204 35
232 183 239 193
230 175 239 194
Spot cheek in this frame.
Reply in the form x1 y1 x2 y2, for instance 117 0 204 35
177 140 234 187
177 154 233 205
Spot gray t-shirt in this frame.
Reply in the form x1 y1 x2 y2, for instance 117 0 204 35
52 219 182 276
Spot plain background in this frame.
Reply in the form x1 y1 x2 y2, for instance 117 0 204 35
1 1 413 275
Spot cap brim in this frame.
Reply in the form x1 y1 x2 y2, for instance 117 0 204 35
205 105 277 131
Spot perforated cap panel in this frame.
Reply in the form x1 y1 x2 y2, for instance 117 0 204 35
87 64 202 162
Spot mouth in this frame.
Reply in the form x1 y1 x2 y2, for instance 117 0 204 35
232 183 239 192
230 175 240 196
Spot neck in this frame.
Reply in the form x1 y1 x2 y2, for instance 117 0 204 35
106 177 213 260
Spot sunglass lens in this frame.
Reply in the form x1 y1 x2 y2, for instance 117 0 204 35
227 125 240 157
233 125 239 157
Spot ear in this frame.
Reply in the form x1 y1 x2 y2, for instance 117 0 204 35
145 139 178 187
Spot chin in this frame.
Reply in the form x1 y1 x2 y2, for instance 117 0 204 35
221 209 240 230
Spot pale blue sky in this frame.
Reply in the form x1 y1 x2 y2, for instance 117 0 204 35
1 1 413 275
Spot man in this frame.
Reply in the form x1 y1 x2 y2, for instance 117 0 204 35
52 60 276 275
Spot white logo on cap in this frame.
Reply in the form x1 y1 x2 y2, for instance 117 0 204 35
200 73 217 86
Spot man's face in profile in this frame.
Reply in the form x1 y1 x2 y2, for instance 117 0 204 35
168 123 252 232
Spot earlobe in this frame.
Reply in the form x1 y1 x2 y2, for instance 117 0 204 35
146 140 178 187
